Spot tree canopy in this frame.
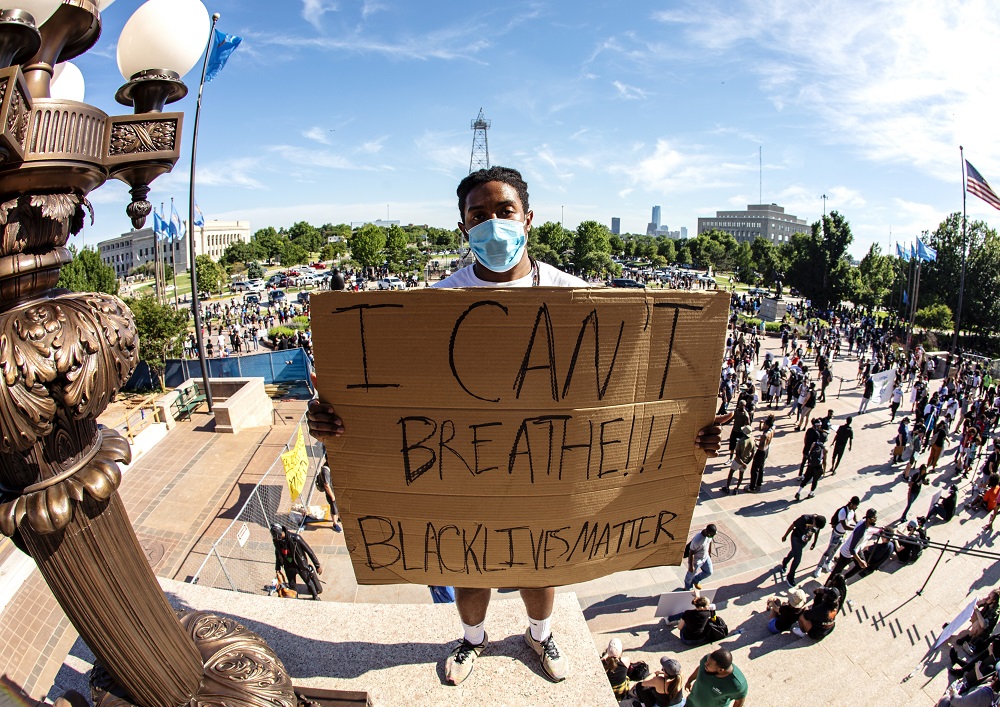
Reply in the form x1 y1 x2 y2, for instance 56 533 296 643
57 246 119 295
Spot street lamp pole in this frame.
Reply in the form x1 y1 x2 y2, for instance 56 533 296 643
0 1 291 703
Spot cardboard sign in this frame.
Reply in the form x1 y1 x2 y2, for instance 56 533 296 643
312 287 728 587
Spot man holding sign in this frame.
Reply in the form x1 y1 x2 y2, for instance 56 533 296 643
308 167 728 686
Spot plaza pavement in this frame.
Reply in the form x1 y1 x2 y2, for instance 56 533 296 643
2 328 996 706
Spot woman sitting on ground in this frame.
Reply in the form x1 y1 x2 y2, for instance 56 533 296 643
952 589 1000 655
677 596 713 645
620 657 685 707
603 638 631 698
766 587 808 634
793 586 840 641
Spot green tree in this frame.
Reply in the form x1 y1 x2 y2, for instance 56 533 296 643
783 212 853 309
289 221 324 253
385 224 409 267
573 220 612 270
577 251 619 278
220 240 254 267
57 245 119 295
319 241 347 261
194 254 226 294
527 241 561 266
533 221 574 257
348 223 388 269
246 261 265 279
126 294 187 384
856 243 895 308
251 227 285 263
692 230 738 272
732 242 755 284
656 238 676 263
915 303 954 331
609 234 625 255
280 241 308 267
749 237 783 285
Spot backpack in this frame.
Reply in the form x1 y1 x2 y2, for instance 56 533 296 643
830 505 847 532
703 613 729 642
683 541 691 559
808 441 824 466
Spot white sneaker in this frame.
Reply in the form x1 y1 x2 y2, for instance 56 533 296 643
791 625 807 638
524 629 568 682
812 567 822 579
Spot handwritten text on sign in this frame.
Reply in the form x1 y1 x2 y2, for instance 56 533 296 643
312 288 728 587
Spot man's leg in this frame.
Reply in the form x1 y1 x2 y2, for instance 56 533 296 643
521 587 567 682
445 588 492 685
786 541 805 584
830 446 844 472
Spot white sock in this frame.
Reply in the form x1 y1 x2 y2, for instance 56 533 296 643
462 620 486 646
529 616 552 642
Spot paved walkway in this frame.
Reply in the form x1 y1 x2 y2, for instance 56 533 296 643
3 329 997 706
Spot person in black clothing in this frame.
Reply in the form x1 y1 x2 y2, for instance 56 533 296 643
927 485 959 524
794 586 840 641
780 514 826 586
858 376 875 414
798 417 825 477
896 520 929 564
844 532 899 579
315 462 343 532
677 595 714 645
271 523 323 600
795 431 827 501
829 417 854 474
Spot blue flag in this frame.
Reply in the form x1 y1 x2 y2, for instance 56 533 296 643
917 239 937 262
170 202 185 242
895 242 909 261
910 242 917 261
205 28 243 83
152 211 168 237
194 203 205 227
903 289 908 305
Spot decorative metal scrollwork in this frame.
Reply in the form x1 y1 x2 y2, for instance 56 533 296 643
108 119 177 155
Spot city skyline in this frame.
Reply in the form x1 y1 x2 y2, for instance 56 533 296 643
68 0 1000 260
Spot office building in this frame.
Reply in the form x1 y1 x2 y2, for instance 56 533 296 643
98 219 251 278
611 217 620 235
697 204 808 245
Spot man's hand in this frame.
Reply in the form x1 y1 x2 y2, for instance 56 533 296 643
307 399 344 440
696 412 734 457
316 566 323 576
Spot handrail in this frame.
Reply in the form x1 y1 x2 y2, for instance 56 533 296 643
105 392 163 444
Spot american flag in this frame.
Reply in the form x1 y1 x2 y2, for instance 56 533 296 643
967 160 1000 211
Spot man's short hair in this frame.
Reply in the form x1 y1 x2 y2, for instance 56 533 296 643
849 495 861 506
705 523 717 536
709 648 733 670
457 166 530 219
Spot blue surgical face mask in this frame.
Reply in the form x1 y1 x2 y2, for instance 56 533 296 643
466 218 527 273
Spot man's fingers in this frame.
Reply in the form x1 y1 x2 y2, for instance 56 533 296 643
715 412 735 426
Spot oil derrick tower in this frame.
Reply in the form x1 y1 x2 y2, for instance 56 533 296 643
469 108 491 173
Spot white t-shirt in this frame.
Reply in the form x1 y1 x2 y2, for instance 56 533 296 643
891 387 904 404
688 532 713 562
432 261 588 289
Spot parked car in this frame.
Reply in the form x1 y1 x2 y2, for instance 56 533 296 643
747 287 770 296
297 291 311 305
377 276 405 290
230 281 251 292
268 289 286 304
310 261 327 269
268 274 288 288
247 279 266 292
610 278 645 288
245 293 261 306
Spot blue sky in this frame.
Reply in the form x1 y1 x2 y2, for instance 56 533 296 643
75 0 1000 259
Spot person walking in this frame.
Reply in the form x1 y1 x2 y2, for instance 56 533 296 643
890 383 904 422
795 382 818 430
684 525 718 591
270 524 323 600
779 514 825 587
829 417 854 474
683 648 748 707
900 464 930 522
725 425 755 495
927 419 949 470
814 496 860 577
315 460 343 532
798 417 826 477
859 375 875 414
747 415 775 492
795 429 827 500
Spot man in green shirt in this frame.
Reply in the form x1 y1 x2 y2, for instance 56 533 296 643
685 648 748 707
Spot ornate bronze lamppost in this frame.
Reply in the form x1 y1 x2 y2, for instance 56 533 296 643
0 1 294 704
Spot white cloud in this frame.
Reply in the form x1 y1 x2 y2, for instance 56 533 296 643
302 0 338 29
361 0 386 19
414 131 469 175
612 139 753 195
612 80 648 100
357 136 388 154
653 0 1000 181
270 145 379 172
303 126 333 145
213 199 456 230
261 22 490 62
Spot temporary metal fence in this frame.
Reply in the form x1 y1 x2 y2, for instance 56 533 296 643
163 347 313 389
189 416 327 595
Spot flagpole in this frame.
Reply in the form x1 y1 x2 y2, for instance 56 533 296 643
953 146 968 354
186 13 220 412
152 206 162 305
908 258 922 352
170 197 180 309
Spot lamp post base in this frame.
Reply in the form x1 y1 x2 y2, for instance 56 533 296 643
89 610 296 707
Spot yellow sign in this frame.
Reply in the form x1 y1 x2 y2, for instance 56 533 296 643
281 425 308 502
